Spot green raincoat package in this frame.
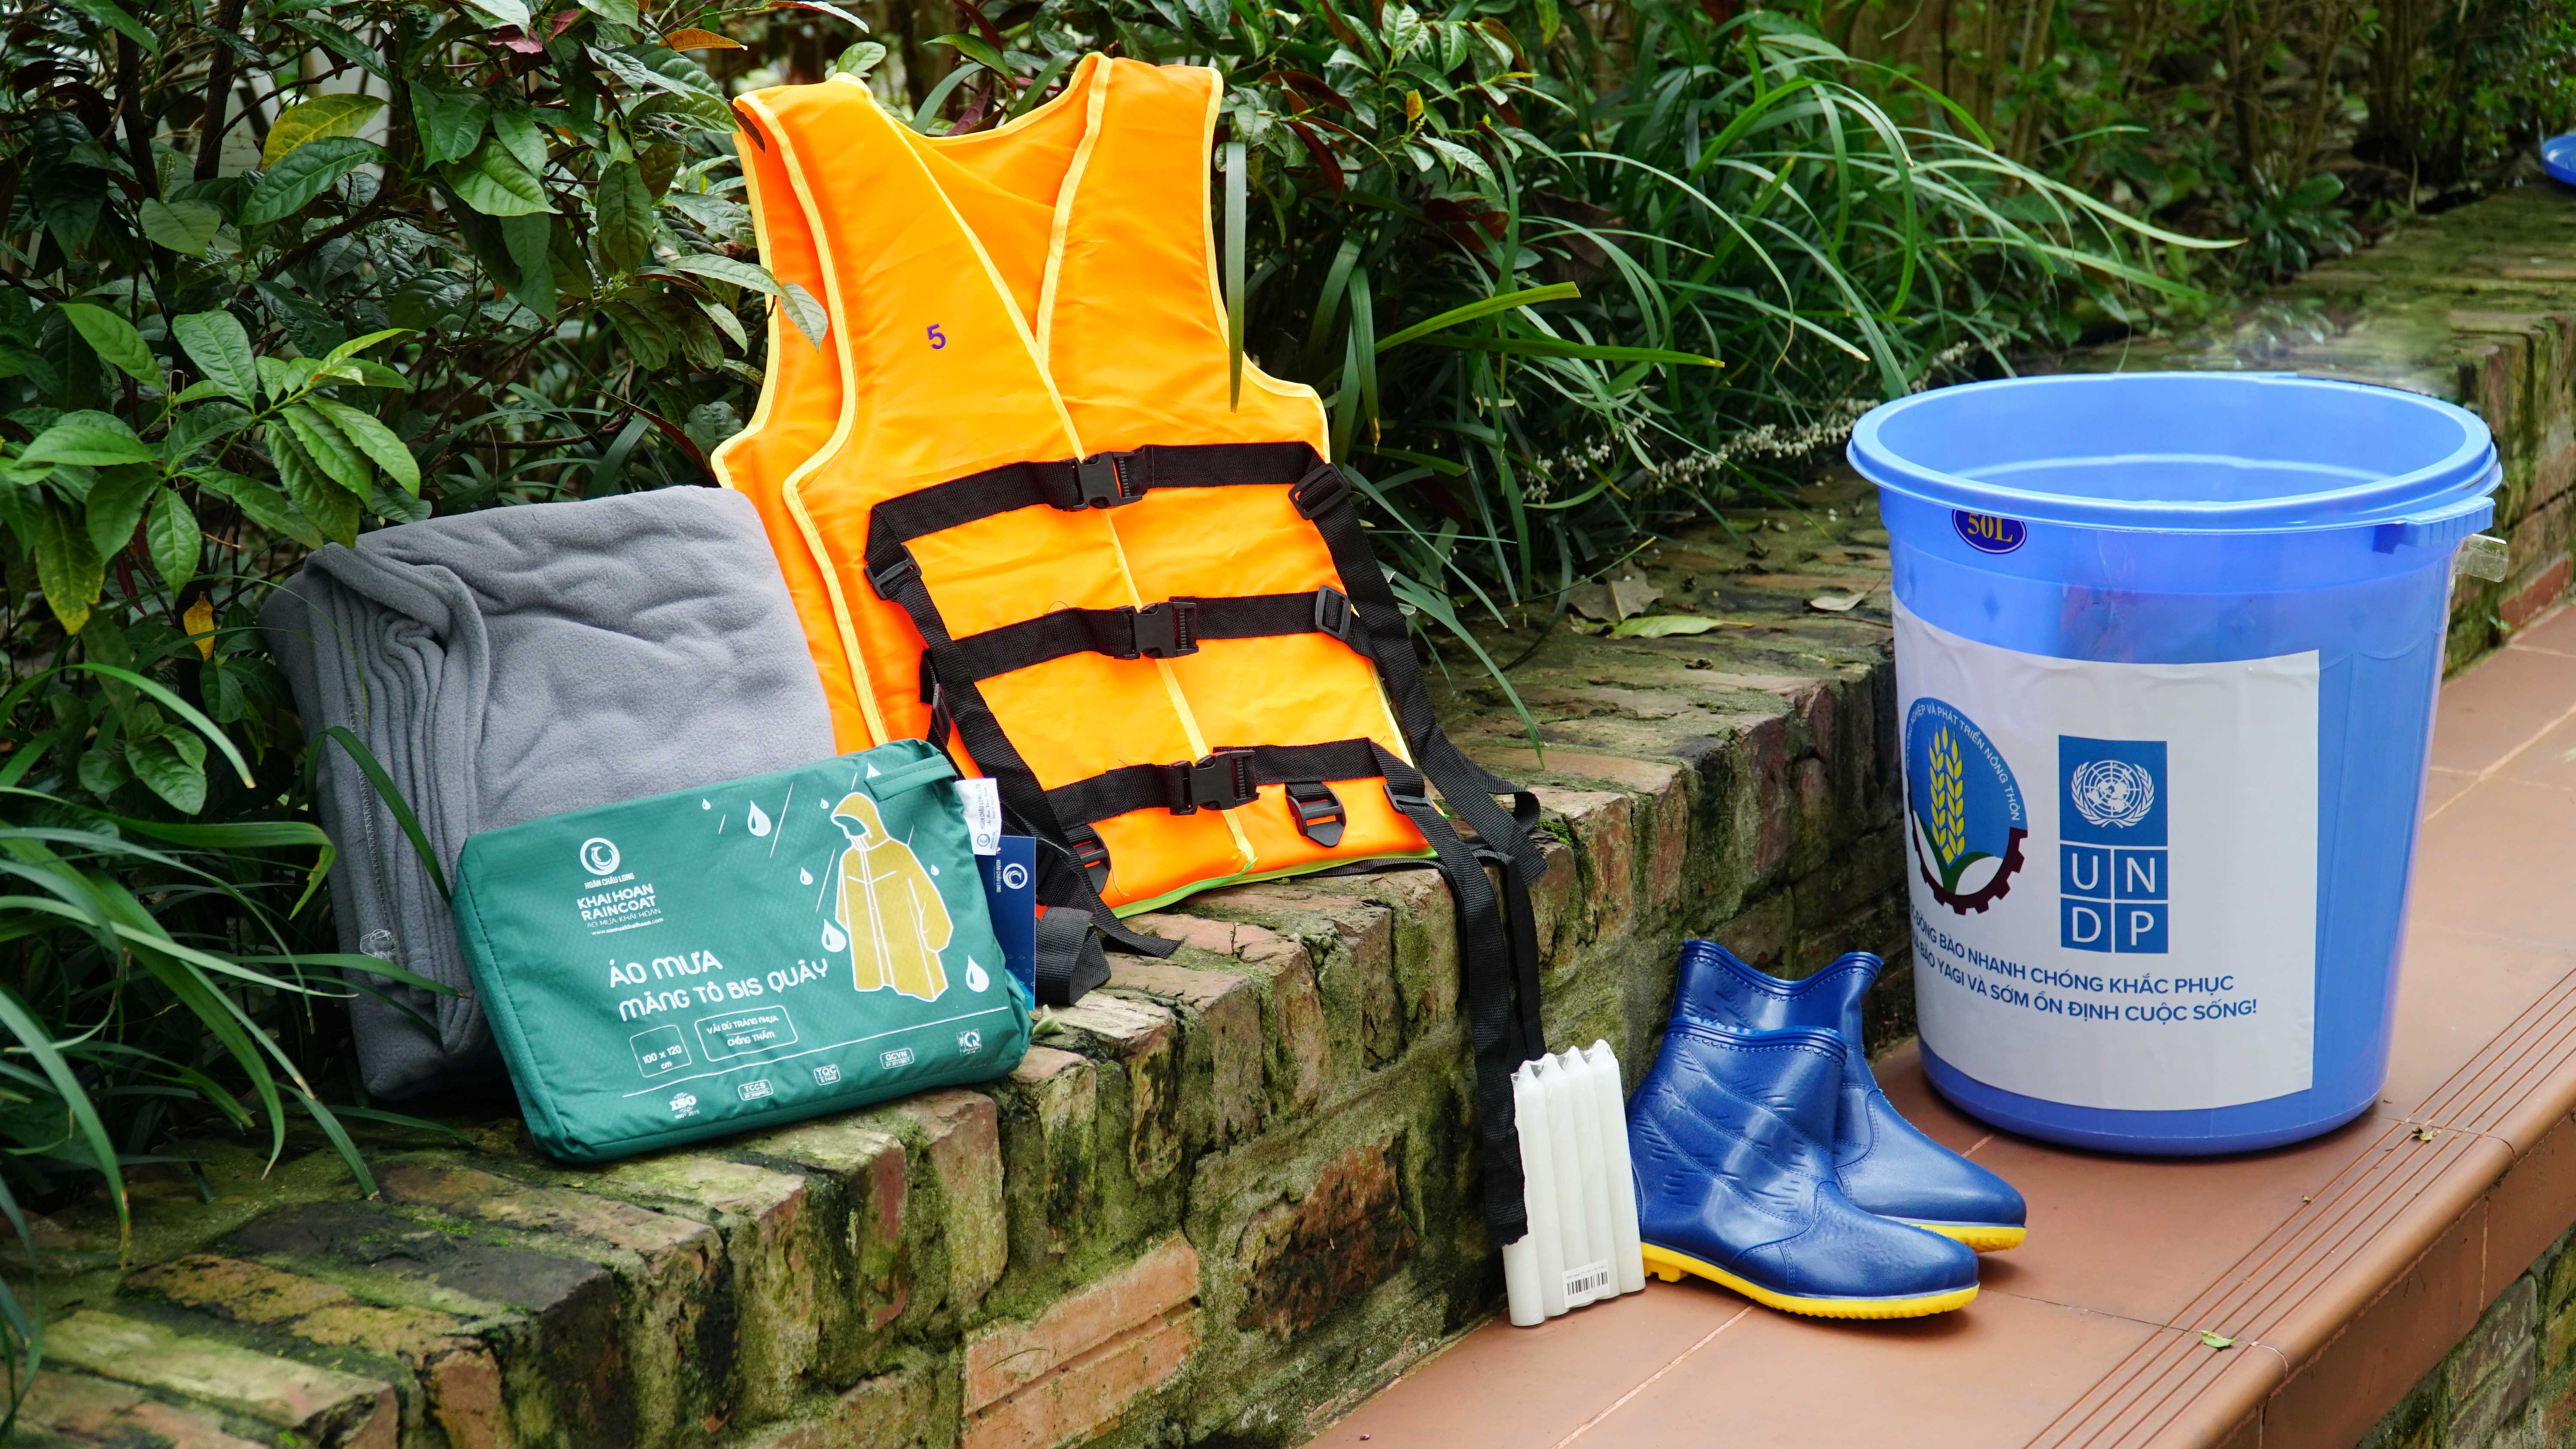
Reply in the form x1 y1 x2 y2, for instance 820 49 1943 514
452 739 1030 1162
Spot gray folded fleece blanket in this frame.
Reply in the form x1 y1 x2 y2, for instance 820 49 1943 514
261 486 837 1099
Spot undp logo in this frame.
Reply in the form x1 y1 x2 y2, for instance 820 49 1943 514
1904 697 2028 914
579 837 621 877
2059 737 2168 954
2069 759 2156 829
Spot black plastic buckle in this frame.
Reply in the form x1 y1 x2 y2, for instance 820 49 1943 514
867 550 920 601
1066 827 1112 893
1384 779 1435 819
1289 464 1352 520
1074 452 1140 509
1163 750 1257 814
1130 600 1199 659
1285 780 1346 847
1312 586 1359 647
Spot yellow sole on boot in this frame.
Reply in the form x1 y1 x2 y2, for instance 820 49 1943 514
1639 1243 1978 1319
1902 1221 2028 1253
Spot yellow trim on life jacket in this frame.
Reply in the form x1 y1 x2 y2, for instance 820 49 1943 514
735 88 890 746
1033 61 1111 370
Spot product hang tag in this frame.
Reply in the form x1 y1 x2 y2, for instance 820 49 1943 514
978 836 1038 999
955 777 1002 855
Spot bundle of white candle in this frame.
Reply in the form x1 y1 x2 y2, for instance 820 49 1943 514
1503 1041 1647 1327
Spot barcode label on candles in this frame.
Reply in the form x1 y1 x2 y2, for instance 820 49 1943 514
1564 1262 1613 1298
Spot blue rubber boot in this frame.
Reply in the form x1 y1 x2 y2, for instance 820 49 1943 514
1674 940 2028 1251
1628 1018 1980 1318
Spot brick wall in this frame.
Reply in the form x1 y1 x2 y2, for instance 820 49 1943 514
7 476 1913 1449
2359 1219 2576 1449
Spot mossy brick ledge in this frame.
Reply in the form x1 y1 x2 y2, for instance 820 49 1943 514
6 468 1911 1449
17 183 2576 1449
2053 182 2576 667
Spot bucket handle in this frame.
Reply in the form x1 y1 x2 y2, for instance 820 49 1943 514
2370 480 2498 553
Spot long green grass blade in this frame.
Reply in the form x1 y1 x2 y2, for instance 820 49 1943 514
0 898 335 994
128 946 291 1166
1417 336 1719 365
1348 267 1377 444
239 952 454 994
1376 284 1582 352
911 62 981 130
290 1090 377 1195
0 987 128 1240
313 727 449 901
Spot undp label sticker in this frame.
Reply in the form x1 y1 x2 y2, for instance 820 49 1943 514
2059 737 2167 954
1894 598 2320 1113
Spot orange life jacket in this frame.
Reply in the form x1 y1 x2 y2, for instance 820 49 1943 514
716 58 1545 1238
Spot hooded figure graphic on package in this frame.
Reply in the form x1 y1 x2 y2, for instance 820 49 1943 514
830 792 952 1000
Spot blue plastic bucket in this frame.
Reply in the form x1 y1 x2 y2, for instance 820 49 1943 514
2545 134 2576 189
1848 373 2498 1155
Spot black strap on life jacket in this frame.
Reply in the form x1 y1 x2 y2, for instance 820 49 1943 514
863 442 1546 1244
867 553 1180 965
935 588 1364 683
1044 738 1379 831
1033 902 1111 1005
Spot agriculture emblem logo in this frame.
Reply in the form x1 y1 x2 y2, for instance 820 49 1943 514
1905 698 2028 914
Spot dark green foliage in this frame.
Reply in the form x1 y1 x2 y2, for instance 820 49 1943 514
1819 0 2576 296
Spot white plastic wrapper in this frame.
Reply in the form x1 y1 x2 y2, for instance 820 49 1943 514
1504 1040 1644 1326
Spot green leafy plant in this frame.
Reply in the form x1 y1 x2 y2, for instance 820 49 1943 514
0 0 822 1416
7 316 415 645
2227 172 2354 281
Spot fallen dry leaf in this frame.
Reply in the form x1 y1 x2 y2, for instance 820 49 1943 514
1564 583 1616 622
1612 614 1735 638
1608 574 1664 619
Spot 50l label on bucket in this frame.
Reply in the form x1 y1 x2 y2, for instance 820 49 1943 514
1895 600 2319 1113
1952 511 2027 553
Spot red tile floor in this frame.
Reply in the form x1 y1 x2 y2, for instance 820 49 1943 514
1325 603 2576 1449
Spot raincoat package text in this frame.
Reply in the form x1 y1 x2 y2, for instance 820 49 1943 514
452 740 1030 1161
